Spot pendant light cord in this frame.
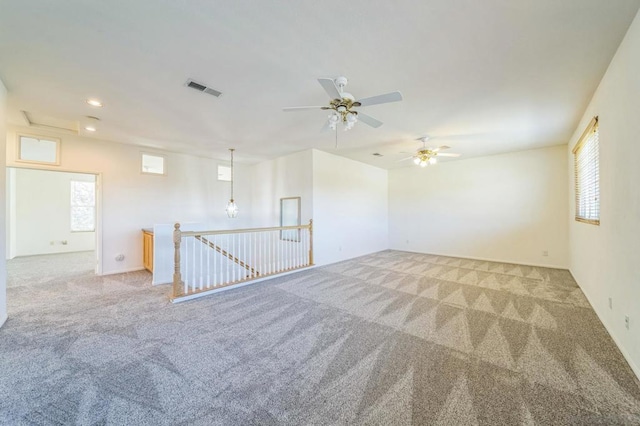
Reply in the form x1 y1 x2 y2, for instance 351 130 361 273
229 148 234 201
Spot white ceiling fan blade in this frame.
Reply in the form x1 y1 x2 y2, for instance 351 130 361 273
357 112 383 128
318 78 342 100
356 91 403 107
433 145 450 152
320 121 331 133
437 153 461 157
283 106 326 112
397 156 414 162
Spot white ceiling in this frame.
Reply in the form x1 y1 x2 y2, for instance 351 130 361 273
1 0 638 167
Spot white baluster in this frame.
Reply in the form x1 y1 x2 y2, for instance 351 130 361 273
215 234 220 286
183 236 188 295
206 235 210 288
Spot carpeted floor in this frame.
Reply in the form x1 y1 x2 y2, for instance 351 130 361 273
1 250 639 425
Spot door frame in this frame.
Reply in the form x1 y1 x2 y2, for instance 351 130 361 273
6 165 103 275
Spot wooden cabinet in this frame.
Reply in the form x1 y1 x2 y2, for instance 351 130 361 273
142 230 154 272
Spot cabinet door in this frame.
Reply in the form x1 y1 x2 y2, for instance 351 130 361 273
143 232 154 272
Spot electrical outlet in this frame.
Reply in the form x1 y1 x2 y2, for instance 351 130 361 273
542 250 548 257
609 297 613 309
406 240 409 244
625 315 630 330
115 254 125 261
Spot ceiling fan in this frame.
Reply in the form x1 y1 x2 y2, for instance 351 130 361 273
400 136 461 167
283 76 403 132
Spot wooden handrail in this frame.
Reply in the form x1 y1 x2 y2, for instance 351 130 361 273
195 235 259 276
181 223 311 237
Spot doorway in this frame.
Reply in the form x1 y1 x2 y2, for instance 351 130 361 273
6 167 101 284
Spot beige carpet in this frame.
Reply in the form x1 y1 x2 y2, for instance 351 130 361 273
1 250 639 424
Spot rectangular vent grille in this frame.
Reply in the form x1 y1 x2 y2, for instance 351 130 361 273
185 79 222 97
204 87 222 97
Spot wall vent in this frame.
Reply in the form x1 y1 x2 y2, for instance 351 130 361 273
185 79 222 97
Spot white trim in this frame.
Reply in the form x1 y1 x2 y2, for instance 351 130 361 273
392 248 569 270
171 266 317 303
100 266 146 276
0 314 7 329
569 269 640 382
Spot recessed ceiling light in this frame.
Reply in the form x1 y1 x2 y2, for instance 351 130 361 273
86 99 103 107
84 116 99 132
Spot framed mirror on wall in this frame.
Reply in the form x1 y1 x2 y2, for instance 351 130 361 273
17 134 61 165
280 197 301 241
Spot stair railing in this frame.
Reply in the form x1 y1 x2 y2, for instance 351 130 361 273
172 220 313 301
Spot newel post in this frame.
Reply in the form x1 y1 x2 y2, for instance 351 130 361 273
308 219 314 266
173 223 184 298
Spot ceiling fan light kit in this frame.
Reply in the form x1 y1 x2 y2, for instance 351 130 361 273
413 152 438 167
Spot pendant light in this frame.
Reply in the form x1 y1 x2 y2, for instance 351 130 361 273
225 148 238 218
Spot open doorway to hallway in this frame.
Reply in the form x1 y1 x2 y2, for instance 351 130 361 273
6 167 100 286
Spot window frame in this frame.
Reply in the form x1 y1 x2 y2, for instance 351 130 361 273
141 152 167 176
572 116 600 226
217 165 231 181
16 133 61 166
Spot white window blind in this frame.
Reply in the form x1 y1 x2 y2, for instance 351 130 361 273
572 116 599 225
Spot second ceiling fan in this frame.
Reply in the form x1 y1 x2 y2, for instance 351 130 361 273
283 76 403 132
400 136 461 167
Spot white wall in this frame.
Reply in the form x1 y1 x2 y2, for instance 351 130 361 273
568 10 640 378
6 127 253 275
312 149 388 266
11 168 95 257
0 78 7 328
251 149 313 227
389 145 569 268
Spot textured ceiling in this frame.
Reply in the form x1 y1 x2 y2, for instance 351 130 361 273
0 0 638 167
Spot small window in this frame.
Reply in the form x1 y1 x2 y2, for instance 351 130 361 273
280 197 301 242
217 165 231 181
17 134 60 165
71 180 96 232
572 116 600 225
142 153 165 175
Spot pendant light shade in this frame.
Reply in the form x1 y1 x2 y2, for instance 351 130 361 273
225 200 238 218
226 148 238 218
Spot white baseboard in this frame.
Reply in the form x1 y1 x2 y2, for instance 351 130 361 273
568 269 640 381
391 248 569 270
171 266 318 303
100 266 146 276
0 313 7 329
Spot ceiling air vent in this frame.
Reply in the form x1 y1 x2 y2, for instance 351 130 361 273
185 79 222 98
372 153 383 157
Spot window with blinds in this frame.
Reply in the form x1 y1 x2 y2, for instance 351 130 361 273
572 116 599 225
